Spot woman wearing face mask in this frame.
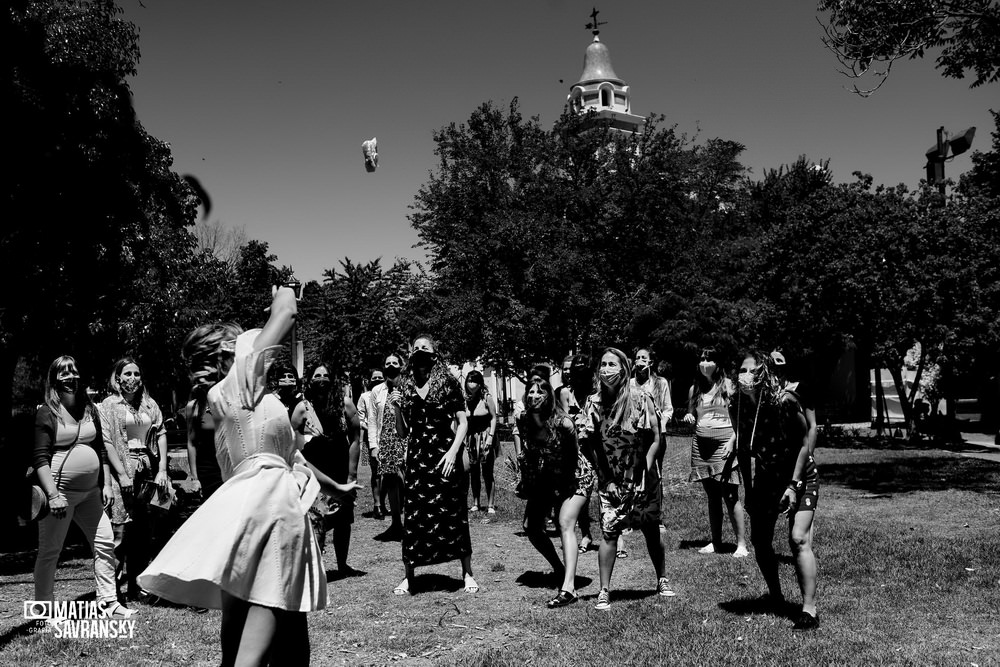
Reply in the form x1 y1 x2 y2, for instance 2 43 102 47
583 348 673 610
357 369 387 520
139 288 362 667
684 348 748 558
299 363 362 577
464 370 498 518
98 357 168 604
389 335 475 595
732 351 819 630
33 356 134 618
369 353 406 541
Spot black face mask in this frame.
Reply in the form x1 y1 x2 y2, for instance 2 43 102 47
635 366 650 382
369 379 384 388
409 350 436 368
57 378 78 393
383 365 401 380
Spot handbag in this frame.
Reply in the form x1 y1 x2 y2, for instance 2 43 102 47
21 422 82 523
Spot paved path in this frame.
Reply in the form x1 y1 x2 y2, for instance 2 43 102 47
957 431 1000 464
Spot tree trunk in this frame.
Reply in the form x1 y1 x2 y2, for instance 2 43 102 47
887 366 913 436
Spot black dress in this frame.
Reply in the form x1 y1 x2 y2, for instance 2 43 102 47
401 377 472 567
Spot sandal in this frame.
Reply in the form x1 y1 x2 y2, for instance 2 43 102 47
546 590 577 608
616 549 629 559
578 538 593 554
103 601 137 619
463 575 480 593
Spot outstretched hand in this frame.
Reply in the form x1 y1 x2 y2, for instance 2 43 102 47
436 451 458 477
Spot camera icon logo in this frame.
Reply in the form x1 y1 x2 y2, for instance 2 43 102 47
23 601 52 620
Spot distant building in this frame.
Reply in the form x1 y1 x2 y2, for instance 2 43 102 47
567 24 645 135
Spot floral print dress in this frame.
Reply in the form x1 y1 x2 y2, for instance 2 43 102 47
582 392 660 535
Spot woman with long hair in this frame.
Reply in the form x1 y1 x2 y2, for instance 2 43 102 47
733 350 820 630
139 287 361 666
464 370 498 517
524 383 597 608
684 348 748 557
561 354 596 553
583 347 673 610
99 357 168 603
32 356 133 618
299 362 362 577
389 334 476 595
182 322 242 500
369 352 406 541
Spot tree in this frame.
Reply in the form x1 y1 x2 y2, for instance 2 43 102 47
818 0 1000 95
410 99 750 378
2 0 200 417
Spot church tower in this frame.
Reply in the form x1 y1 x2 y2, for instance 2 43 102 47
567 9 645 134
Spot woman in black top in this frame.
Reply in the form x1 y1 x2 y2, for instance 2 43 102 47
464 370 498 517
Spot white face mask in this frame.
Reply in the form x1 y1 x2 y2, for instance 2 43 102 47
698 361 717 378
738 369 758 394
526 391 546 410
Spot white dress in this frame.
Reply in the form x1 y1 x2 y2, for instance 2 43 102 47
138 330 326 611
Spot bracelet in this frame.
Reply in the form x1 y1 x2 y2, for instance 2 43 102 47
787 480 804 492
47 492 60 501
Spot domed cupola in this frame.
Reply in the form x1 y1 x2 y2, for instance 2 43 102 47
566 9 644 134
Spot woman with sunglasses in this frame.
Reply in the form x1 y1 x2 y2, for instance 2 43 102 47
683 348 748 558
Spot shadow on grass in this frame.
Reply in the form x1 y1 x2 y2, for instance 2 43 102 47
820 456 999 494
409 572 466 595
0 542 93 576
579 589 657 603
515 570 560 589
718 595 797 619
326 567 367 582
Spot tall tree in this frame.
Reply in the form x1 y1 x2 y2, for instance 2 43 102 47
818 0 1000 95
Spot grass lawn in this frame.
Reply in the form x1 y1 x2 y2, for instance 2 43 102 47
1 437 997 666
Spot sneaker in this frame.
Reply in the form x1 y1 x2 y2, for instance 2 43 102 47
733 545 750 559
594 588 611 610
792 611 820 630
657 577 676 597
698 543 716 554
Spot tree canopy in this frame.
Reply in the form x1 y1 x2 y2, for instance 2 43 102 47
818 0 1000 95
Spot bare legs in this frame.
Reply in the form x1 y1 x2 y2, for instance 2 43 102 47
524 497 564 577
468 438 496 512
395 557 476 595
699 478 747 553
556 495 588 593
369 456 384 516
790 510 817 615
220 591 308 667
598 523 665 591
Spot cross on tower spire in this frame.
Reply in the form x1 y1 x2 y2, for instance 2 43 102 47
585 7 606 35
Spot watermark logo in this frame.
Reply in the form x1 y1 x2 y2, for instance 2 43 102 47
22 600 137 639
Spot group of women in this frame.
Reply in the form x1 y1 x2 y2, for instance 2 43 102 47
685 347 820 631
30 288 819 666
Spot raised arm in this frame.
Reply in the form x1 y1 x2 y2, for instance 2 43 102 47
254 286 297 352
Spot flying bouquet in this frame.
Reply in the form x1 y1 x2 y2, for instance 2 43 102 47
362 137 378 172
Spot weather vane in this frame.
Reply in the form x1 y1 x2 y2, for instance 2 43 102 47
585 7 606 35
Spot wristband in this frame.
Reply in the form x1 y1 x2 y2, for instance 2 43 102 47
788 480 804 492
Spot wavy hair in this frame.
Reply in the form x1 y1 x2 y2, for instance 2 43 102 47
108 356 155 410
401 333 460 404
692 347 731 408
182 322 243 400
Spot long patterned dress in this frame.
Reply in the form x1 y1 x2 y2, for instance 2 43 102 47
400 376 472 567
582 391 660 535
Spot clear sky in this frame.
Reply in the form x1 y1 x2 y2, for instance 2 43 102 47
122 1 995 285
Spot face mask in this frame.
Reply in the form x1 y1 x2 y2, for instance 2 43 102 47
738 371 758 394
57 378 78 393
119 376 141 394
526 393 546 410
370 378 384 388
634 362 650 382
410 349 436 368
698 361 717 378
383 365 401 380
311 377 330 389
599 368 622 388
